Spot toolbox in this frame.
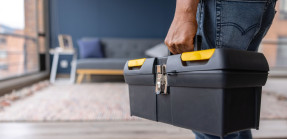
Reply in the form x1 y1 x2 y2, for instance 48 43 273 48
124 47 269 137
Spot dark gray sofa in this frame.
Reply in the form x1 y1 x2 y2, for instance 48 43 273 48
76 38 163 83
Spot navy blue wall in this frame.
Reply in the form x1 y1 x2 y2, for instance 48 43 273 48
50 0 175 73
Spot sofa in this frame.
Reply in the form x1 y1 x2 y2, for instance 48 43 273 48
76 38 163 83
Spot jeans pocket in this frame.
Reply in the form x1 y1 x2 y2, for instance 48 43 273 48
217 0 267 50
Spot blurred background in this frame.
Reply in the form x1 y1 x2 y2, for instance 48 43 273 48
0 0 287 139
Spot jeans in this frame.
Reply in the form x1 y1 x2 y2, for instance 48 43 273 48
193 130 252 139
194 0 277 138
197 0 277 51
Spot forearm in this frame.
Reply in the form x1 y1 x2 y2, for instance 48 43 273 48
174 0 199 22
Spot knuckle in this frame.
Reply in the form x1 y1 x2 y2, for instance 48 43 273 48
181 37 188 42
164 39 168 45
165 40 172 47
174 41 181 46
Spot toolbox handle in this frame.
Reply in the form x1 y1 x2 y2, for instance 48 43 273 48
124 58 156 75
128 58 146 68
181 49 215 62
168 35 215 62
194 35 202 51
179 35 216 62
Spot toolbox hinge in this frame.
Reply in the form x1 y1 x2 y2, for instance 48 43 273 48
155 65 168 95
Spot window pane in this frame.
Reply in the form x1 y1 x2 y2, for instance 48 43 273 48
24 0 38 38
0 35 38 79
261 1 287 69
276 37 287 67
0 0 25 33
0 0 40 80
280 0 287 19
38 0 45 33
284 0 287 11
38 0 46 53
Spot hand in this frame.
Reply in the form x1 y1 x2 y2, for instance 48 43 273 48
165 18 198 54
164 0 199 54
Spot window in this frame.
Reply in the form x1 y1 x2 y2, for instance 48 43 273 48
0 0 47 80
280 0 287 19
0 63 8 70
276 37 287 67
0 37 6 45
0 51 7 59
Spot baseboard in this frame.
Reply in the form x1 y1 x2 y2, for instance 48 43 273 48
0 72 49 96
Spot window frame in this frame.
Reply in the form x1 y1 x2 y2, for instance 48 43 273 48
261 38 287 77
0 0 50 95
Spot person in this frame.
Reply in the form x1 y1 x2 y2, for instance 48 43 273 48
165 0 277 139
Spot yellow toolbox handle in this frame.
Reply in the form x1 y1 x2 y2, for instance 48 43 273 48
128 58 146 67
181 49 215 61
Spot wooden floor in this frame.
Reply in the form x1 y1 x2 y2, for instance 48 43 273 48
0 120 194 139
0 120 286 139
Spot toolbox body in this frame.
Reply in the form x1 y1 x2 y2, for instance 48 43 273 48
124 48 269 137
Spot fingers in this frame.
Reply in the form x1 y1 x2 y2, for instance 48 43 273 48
165 40 177 54
170 45 179 54
165 39 194 54
177 44 194 54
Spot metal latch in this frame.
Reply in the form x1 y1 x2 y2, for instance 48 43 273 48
155 65 168 95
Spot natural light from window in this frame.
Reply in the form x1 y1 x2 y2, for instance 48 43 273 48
0 0 25 30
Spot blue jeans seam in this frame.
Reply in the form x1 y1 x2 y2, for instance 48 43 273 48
247 0 276 51
254 0 272 31
201 0 215 49
199 1 204 33
216 0 222 48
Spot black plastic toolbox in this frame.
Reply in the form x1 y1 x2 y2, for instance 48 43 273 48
124 48 269 137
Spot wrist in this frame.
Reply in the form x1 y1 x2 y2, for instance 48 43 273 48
174 0 199 21
174 12 197 22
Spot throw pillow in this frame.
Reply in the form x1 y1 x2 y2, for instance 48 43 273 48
77 38 104 59
145 43 169 57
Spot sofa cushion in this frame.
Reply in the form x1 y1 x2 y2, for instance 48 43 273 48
77 39 104 59
77 58 128 70
99 38 163 59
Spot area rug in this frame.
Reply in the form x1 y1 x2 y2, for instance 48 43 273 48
0 82 286 122
0 83 136 121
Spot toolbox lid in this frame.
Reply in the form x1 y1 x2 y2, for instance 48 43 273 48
124 58 156 75
166 48 269 73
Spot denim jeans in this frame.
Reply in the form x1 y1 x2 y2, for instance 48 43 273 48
197 0 277 51
194 0 277 139
193 130 252 139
